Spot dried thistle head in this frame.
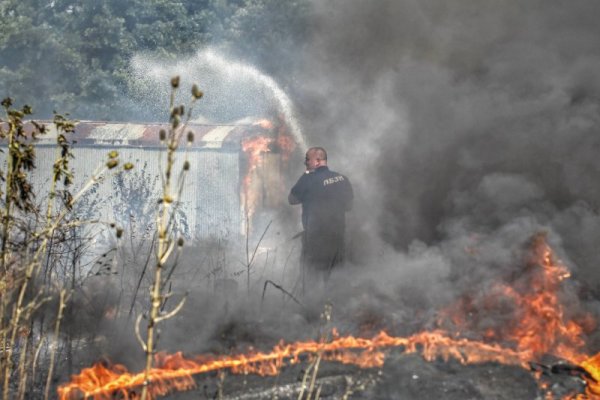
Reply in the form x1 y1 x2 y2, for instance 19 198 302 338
191 84 203 99
170 105 185 122
8 109 24 119
106 159 119 169
187 131 194 143
171 76 180 88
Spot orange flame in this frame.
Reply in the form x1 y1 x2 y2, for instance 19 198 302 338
58 234 600 399
241 115 298 230
581 352 600 396
241 135 273 224
437 233 587 363
58 331 535 399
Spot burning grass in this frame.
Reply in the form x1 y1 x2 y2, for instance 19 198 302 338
57 233 600 399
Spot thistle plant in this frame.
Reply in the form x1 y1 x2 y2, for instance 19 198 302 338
0 99 40 272
0 99 133 399
138 77 203 400
0 99 49 399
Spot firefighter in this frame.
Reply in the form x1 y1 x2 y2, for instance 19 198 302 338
288 147 354 292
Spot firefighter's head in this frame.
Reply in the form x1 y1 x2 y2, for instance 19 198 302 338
304 147 327 172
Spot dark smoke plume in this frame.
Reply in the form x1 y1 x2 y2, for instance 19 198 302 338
294 0 600 292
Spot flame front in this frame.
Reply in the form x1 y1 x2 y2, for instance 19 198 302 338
58 331 536 399
437 233 587 363
58 234 600 399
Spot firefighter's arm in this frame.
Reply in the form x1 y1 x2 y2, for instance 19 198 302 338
289 175 306 205
288 192 301 205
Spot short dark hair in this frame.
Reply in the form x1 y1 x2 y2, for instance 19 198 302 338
307 147 327 160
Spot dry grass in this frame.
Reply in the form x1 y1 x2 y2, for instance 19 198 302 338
0 106 135 398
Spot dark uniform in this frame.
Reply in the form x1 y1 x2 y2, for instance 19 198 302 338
289 166 353 282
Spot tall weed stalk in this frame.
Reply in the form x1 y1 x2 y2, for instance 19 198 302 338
0 98 131 399
138 77 203 400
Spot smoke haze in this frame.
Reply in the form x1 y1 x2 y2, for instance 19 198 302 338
39 0 600 379
291 0 600 294
120 0 600 342
62 1 600 348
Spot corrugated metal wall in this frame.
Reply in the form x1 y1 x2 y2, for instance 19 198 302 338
30 145 242 240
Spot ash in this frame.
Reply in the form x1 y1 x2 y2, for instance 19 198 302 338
165 353 566 400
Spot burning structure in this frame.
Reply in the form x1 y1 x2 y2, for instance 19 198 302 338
11 118 296 241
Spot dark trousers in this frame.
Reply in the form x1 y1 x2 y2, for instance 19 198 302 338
301 232 344 295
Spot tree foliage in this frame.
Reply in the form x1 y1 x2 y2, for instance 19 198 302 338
0 0 309 120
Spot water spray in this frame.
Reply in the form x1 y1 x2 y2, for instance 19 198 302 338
129 48 307 152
